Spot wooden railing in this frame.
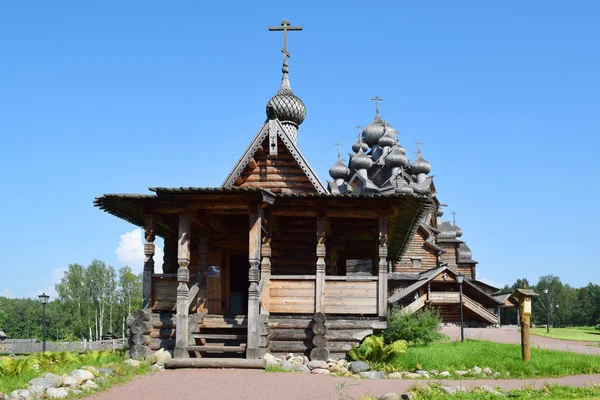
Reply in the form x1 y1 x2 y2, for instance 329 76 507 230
429 292 460 303
463 295 498 324
398 294 427 316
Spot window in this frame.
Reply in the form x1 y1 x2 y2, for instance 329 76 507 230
411 258 422 269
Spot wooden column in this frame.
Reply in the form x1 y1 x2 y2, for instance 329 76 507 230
378 215 389 320
174 214 191 358
247 208 263 359
316 217 327 313
260 238 271 315
197 236 209 314
142 216 156 309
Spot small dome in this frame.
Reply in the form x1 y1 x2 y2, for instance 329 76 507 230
454 225 463 238
362 115 391 146
350 148 373 170
436 207 445 217
411 153 431 175
385 145 409 168
352 139 369 153
378 132 395 148
329 158 349 180
266 60 306 127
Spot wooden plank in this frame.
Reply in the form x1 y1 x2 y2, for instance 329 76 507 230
269 304 315 313
270 288 316 297
325 305 378 314
270 275 316 280
323 297 377 306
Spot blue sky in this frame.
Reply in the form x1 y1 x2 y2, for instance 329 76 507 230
1 1 598 299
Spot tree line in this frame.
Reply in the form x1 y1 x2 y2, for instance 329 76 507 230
0 260 142 341
499 275 600 327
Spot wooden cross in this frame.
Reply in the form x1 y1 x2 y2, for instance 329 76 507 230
395 131 401 144
334 142 343 159
371 96 383 114
451 211 457 225
269 19 302 59
415 141 423 153
356 125 363 142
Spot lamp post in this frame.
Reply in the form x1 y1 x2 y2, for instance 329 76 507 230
38 292 49 352
457 273 465 342
543 288 549 333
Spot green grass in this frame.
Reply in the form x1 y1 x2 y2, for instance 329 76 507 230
362 384 600 399
265 364 288 373
0 351 150 394
531 326 600 342
391 340 600 378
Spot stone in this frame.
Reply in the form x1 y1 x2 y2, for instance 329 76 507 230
492 372 501 379
82 366 99 376
401 392 415 400
416 370 430 379
348 361 370 373
289 356 304 366
310 368 330 375
97 367 114 376
473 366 482 374
438 371 451 378
279 360 293 372
124 359 141 368
351 374 361 379
93 376 107 385
337 359 347 367
70 390 83 395
484 367 493 375
150 348 172 366
340 367 348 374
62 376 79 389
439 386 456 395
46 388 69 399
359 371 387 379
454 370 468 376
308 360 328 370
150 364 164 372
42 373 64 387
404 373 421 379
16 390 30 399
378 393 399 400
479 385 505 397
263 353 276 361
70 369 95 383
328 364 342 373
266 358 279 369
28 377 56 389
285 353 294 360
292 364 310 373
429 370 439 375
81 380 99 391
388 372 403 379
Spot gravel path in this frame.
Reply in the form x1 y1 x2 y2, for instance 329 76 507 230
86 369 600 400
441 326 600 355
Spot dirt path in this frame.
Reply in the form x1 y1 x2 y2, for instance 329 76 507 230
441 326 600 356
86 369 600 400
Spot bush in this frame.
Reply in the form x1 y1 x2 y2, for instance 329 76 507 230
384 307 443 346
347 335 407 368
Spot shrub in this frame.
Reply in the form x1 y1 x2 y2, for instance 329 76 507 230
384 307 443 345
347 335 407 368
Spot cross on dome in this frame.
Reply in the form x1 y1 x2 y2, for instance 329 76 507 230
451 211 457 225
334 142 343 159
371 96 383 115
268 19 303 61
415 141 423 154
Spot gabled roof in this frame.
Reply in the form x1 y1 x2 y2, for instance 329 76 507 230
221 119 327 194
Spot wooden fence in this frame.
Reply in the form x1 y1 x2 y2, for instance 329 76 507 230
0 338 126 355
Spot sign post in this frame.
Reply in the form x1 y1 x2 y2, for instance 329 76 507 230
513 288 538 361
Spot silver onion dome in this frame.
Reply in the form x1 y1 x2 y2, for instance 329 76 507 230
411 153 431 175
436 207 445 217
362 115 389 147
266 60 306 128
352 139 369 153
385 144 409 168
378 132 395 148
329 158 349 180
350 147 373 170
455 225 464 238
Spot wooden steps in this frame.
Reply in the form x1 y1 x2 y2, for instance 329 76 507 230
191 333 247 340
187 345 246 353
187 314 248 358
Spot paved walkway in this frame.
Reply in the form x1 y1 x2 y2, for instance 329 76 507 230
441 326 600 356
86 369 600 400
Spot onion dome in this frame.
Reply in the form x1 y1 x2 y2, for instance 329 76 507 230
329 158 349 180
266 59 306 129
378 132 395 148
362 115 387 146
411 152 431 175
454 225 464 238
458 243 472 261
436 207 445 217
352 139 369 153
385 145 409 168
350 147 373 170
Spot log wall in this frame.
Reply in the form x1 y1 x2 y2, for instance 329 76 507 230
394 229 438 272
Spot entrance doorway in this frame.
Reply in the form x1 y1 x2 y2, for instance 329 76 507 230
229 254 249 315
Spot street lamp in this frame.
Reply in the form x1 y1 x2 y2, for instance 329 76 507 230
38 292 49 352
457 274 465 342
543 288 549 333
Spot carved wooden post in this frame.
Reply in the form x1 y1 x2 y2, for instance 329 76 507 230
378 215 388 320
197 236 209 314
174 214 191 358
316 217 327 313
260 238 271 315
247 208 262 359
143 216 156 309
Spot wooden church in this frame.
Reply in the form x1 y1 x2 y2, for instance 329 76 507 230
95 20 501 362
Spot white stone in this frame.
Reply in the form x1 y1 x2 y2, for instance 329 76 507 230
340 367 348 374
439 386 457 395
28 385 46 397
404 372 421 379
82 366 99 376
70 369 95 383
62 376 79 388
454 370 468 376
438 371 451 378
46 387 69 399
310 368 330 375
473 366 482 374
416 370 430 379
41 373 64 387
328 364 342 373
16 390 30 399
289 356 304 366
265 358 279 369
480 385 505 397
484 367 493 375
285 353 294 360
279 360 293 372
153 349 172 366
28 377 56 389
263 353 276 361
308 360 328 370
388 372 403 379
81 380 99 391
124 359 141 368
150 364 164 372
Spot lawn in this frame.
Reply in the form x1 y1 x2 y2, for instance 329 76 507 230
530 326 600 342
394 340 600 378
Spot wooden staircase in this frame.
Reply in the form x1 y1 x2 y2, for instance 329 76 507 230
187 315 248 358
